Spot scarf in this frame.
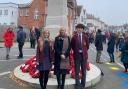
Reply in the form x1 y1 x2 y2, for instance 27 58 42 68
62 36 69 54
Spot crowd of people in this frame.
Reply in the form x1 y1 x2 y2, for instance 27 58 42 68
3 23 128 89
95 29 128 74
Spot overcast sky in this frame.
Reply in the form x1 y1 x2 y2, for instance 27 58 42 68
1 0 128 25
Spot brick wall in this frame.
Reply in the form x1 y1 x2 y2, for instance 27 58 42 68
18 0 48 29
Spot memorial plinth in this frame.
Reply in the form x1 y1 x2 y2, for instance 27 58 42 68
11 63 101 89
45 0 68 38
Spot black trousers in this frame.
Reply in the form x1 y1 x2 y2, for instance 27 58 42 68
123 63 128 72
30 40 36 48
56 73 66 89
18 42 24 57
39 70 50 89
74 53 86 89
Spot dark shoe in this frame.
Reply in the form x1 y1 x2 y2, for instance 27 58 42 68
123 70 128 73
112 61 115 63
109 61 112 63
6 55 9 60
81 86 85 89
75 85 81 89
57 85 60 89
17 56 23 59
96 60 98 63
60 85 64 89
60 86 63 89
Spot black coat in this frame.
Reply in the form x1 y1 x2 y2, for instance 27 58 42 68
54 36 71 74
95 32 103 51
35 28 40 41
107 34 116 53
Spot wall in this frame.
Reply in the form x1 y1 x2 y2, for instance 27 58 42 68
0 3 18 26
18 0 47 29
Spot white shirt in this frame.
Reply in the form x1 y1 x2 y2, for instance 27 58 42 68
78 33 83 53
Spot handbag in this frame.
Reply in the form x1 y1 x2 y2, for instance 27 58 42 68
60 57 70 70
36 63 43 71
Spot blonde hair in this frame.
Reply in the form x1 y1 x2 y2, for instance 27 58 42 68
38 29 52 51
58 26 67 36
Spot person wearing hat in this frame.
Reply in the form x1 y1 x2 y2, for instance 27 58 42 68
71 23 89 89
95 29 103 63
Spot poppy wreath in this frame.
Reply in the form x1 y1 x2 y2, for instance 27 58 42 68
20 51 90 79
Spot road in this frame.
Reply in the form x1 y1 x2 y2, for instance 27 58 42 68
0 44 128 89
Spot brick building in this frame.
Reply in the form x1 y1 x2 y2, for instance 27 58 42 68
18 0 77 33
18 0 48 29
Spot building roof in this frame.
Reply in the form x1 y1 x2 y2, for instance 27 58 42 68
77 5 82 16
0 2 17 5
18 0 33 8
86 14 95 19
0 2 18 8
18 3 31 8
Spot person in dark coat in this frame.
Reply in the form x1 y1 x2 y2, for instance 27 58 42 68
95 29 103 63
71 24 89 89
36 30 53 89
115 33 120 51
120 33 128 73
17 26 26 58
35 27 40 42
54 27 71 89
30 27 37 48
4 27 15 59
107 33 116 63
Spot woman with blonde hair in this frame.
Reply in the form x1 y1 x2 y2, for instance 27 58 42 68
36 29 53 89
54 27 71 89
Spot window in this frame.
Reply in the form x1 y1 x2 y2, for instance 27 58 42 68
12 11 13 16
20 9 23 16
4 10 8 15
81 16 84 22
10 22 14 25
0 10 2 16
3 23 7 25
25 9 29 16
34 8 40 20
87 23 93 27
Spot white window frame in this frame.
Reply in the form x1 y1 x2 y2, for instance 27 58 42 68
34 8 40 20
12 11 13 16
4 10 8 16
25 9 29 16
0 10 2 16
81 16 84 22
20 9 23 16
